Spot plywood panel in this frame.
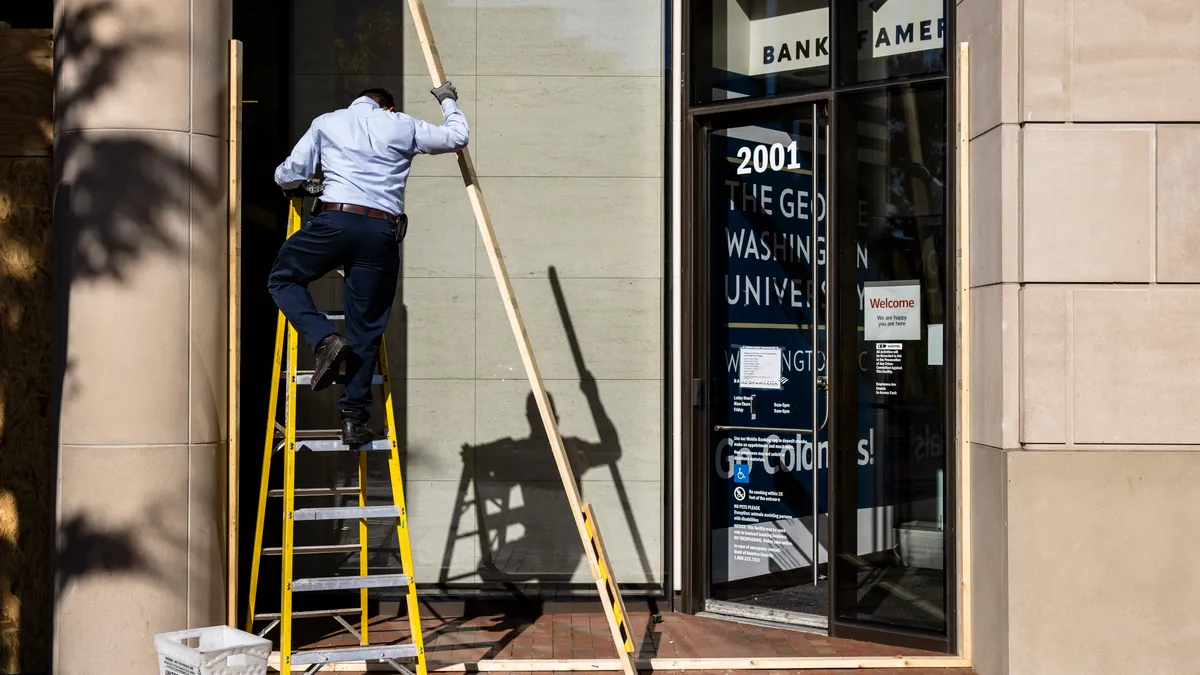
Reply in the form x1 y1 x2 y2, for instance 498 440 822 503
0 29 52 157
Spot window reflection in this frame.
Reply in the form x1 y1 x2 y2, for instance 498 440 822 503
833 82 949 637
693 0 832 103
837 0 947 85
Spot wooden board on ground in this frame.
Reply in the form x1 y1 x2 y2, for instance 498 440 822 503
401 2 636 675
268 655 974 672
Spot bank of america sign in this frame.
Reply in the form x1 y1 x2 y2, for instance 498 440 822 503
747 0 944 77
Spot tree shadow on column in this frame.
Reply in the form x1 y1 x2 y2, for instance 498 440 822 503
0 3 220 670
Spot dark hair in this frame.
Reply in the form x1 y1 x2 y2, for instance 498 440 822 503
356 88 395 109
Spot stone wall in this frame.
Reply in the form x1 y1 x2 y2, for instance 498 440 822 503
960 1 1200 673
286 0 666 593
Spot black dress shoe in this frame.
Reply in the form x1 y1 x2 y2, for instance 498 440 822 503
311 334 352 391
341 417 381 448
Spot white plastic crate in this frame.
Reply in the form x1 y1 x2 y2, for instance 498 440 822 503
154 625 271 675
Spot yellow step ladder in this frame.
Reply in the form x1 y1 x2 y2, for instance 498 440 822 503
245 197 427 674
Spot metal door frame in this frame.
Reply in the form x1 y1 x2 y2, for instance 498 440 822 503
676 2 959 654
681 90 835 615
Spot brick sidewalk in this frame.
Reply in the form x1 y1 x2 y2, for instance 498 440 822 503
292 611 975 674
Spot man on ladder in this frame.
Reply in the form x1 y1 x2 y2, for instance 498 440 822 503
268 82 468 446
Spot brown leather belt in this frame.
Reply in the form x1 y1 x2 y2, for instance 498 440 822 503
322 201 400 224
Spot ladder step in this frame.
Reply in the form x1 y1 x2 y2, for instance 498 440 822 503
291 643 419 666
293 574 410 593
263 544 362 556
296 438 391 452
294 371 384 386
269 487 362 497
295 505 400 521
254 608 359 621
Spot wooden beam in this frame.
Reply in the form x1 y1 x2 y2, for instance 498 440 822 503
955 41 973 663
269 655 973 672
227 38 244 629
401 3 634 675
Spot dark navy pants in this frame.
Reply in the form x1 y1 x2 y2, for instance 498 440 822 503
267 209 399 421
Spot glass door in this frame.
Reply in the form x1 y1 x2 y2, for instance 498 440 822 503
701 102 832 628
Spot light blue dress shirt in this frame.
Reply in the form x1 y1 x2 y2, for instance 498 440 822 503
274 95 469 216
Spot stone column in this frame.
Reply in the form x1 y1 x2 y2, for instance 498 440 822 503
51 0 232 672
961 1 1200 674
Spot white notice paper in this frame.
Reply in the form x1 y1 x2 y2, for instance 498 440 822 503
864 281 921 341
739 346 784 390
928 324 944 366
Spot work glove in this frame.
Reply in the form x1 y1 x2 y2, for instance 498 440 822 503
282 178 324 199
431 81 458 104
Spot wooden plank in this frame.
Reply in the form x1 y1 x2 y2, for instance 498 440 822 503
955 41 973 663
0 28 52 156
226 38 244 628
581 504 636 672
269 655 974 672
401 3 635 675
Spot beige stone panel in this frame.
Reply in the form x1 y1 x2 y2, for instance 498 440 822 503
401 379 476 481
394 277 475 380
1008 451 1200 675
402 0 476 76
471 478 661 585
191 0 232 138
1020 286 1068 444
403 480 479 584
57 130 193 446
969 124 1019 286
1073 288 1200 444
970 284 1018 449
401 75 478 178
402 177 477 278
1022 126 1155 283
579 480 663 585
1156 125 1200 282
475 76 663 178
477 0 662 77
475 277 661 380
958 0 1018 136
55 445 189 675
293 0 406 77
1072 1 1200 121
970 443 1008 675
190 134 229 444
472 479 584 583
56 0 191 133
1020 0 1072 121
474 378 662 484
477 177 663 279
188 443 225 627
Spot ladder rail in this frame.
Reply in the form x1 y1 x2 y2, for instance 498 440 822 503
280 202 303 671
358 445 370 644
382 340 427 675
245 305 286 632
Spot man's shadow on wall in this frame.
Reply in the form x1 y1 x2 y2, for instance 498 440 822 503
439 267 655 604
